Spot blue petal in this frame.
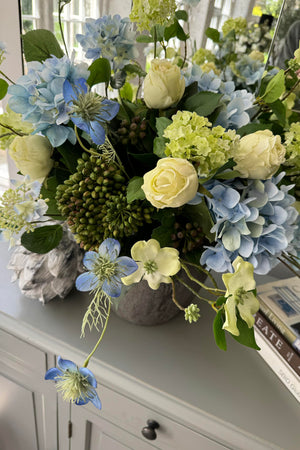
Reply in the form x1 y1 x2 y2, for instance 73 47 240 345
79 368 97 387
89 391 102 410
71 116 90 134
57 357 77 372
116 256 138 276
89 120 106 145
102 278 123 297
75 397 89 406
45 367 63 380
98 238 120 260
76 271 99 291
45 125 70 147
83 251 98 270
99 99 120 121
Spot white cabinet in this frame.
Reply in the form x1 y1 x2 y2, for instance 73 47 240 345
0 330 57 450
0 248 300 450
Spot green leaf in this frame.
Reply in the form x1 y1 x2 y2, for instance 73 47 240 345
205 27 220 43
153 137 167 158
164 22 178 41
261 69 285 104
0 79 8 100
21 224 63 254
22 29 64 63
183 202 215 242
119 82 134 102
40 177 64 219
213 310 227 351
231 316 260 350
136 34 153 43
156 117 172 137
123 63 146 78
215 296 227 307
237 122 273 137
126 176 145 203
269 99 286 127
174 21 189 41
215 170 242 180
183 92 223 116
87 58 111 87
57 140 83 173
175 10 188 21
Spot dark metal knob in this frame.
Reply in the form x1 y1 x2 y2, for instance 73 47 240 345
141 419 160 440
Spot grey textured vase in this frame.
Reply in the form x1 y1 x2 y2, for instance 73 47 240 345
7 226 83 303
112 269 206 326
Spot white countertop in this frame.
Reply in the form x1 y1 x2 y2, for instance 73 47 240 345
0 243 299 450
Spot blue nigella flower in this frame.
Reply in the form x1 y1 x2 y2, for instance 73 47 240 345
63 78 120 146
76 238 138 297
45 356 101 409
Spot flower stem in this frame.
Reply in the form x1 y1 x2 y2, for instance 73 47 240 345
180 261 224 295
170 278 184 310
153 26 157 59
0 70 14 84
75 126 99 155
174 275 213 303
83 300 111 368
58 0 69 57
277 256 300 277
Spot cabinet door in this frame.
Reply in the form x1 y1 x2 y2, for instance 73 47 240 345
0 329 57 450
0 374 38 450
58 397 155 450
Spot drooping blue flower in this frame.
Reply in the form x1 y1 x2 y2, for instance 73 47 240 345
76 15 138 71
76 238 138 297
200 176 298 274
45 356 101 409
63 78 120 146
8 55 89 147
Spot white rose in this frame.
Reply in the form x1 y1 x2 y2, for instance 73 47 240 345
142 157 198 208
143 59 185 109
9 135 54 182
234 130 286 179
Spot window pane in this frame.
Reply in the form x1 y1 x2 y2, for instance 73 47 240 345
53 0 58 14
21 0 33 15
22 19 34 33
73 0 80 16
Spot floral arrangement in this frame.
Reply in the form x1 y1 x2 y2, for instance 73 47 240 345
0 1 299 409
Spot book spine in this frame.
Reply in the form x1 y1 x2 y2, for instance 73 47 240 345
258 296 299 348
255 311 300 377
254 330 300 403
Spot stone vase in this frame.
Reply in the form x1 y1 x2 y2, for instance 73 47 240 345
112 269 206 326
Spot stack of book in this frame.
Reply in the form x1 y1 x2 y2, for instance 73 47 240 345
255 277 300 403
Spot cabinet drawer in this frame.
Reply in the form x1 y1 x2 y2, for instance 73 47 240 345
85 381 225 449
0 329 46 375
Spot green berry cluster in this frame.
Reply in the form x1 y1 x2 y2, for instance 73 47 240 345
117 116 147 146
171 220 205 254
56 153 152 251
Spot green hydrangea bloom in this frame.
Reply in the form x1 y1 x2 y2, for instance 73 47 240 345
222 17 247 37
163 111 238 177
130 0 176 31
192 48 215 66
285 122 300 163
0 107 33 150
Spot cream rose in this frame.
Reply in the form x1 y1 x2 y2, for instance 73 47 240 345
143 59 185 109
142 157 198 208
9 135 54 182
233 130 286 179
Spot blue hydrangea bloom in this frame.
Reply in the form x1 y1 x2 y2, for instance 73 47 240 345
8 55 89 147
76 15 138 71
184 65 255 130
63 78 120 146
45 356 101 409
76 238 138 297
200 176 298 274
